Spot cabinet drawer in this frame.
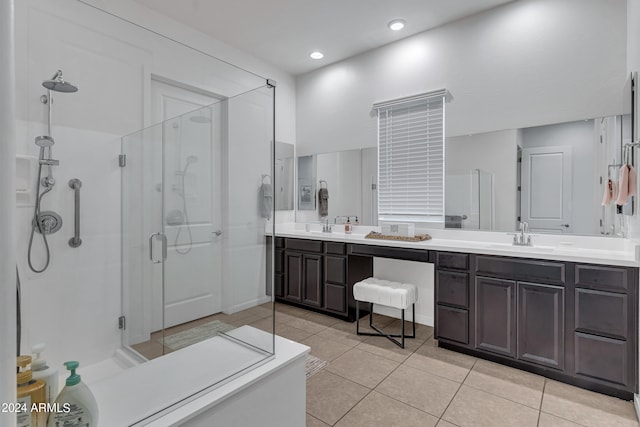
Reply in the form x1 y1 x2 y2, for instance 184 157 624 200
475 256 565 284
286 238 323 253
325 241 346 255
575 265 629 293
436 271 468 308
436 305 469 344
325 283 347 315
575 288 628 339
325 256 346 284
437 252 469 270
575 332 631 388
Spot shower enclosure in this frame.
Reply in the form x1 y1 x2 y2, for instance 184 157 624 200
445 169 494 230
120 83 276 408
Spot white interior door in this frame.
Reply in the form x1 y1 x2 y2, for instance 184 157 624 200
149 79 223 331
521 146 573 233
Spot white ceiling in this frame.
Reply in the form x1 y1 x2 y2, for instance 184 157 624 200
133 0 514 76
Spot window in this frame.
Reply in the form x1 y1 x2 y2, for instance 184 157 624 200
375 90 446 223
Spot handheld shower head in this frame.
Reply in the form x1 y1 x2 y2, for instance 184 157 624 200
186 155 198 164
42 70 78 93
35 135 54 147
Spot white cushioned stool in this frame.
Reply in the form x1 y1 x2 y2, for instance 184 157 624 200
353 278 418 348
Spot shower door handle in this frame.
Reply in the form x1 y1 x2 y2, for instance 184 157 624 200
149 232 162 264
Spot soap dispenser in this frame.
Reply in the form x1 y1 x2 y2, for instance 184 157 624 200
31 344 58 405
17 355 47 427
47 361 99 427
345 218 352 234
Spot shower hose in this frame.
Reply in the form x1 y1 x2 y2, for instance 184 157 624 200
27 163 53 273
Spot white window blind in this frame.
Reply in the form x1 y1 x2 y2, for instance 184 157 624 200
375 90 446 222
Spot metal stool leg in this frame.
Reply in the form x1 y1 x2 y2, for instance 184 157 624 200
401 308 405 348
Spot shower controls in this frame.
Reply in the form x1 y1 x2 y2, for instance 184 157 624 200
32 211 62 235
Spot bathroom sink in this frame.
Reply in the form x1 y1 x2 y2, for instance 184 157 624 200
487 243 555 253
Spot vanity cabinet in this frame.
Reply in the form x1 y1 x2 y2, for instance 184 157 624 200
277 238 372 320
436 253 638 399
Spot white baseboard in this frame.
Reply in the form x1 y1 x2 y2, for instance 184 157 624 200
372 304 433 327
223 295 272 315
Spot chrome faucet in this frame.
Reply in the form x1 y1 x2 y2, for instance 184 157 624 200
322 219 332 233
512 222 532 246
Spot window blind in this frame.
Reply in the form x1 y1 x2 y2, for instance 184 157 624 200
375 90 446 222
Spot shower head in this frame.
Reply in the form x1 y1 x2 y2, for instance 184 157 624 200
186 155 198 164
35 135 54 147
42 70 78 93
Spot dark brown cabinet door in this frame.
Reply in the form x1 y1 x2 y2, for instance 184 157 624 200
475 277 516 358
303 254 323 307
324 255 347 314
517 282 565 370
285 252 303 303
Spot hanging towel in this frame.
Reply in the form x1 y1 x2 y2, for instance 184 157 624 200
318 187 329 217
260 182 273 219
601 179 617 206
616 165 637 206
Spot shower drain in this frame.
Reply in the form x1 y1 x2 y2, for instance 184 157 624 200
33 211 63 234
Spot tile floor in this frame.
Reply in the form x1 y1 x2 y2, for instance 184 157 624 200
133 302 640 427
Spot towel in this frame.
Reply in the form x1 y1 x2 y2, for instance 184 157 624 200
260 182 273 219
318 187 329 217
616 165 637 205
601 179 617 206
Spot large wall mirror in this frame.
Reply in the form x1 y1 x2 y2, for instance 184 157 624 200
275 141 294 211
295 73 636 236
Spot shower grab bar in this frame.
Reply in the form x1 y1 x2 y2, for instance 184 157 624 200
149 232 167 264
68 178 82 248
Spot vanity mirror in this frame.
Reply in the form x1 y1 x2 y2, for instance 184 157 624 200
295 73 636 236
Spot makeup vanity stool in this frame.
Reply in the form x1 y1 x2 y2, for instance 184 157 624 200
353 278 418 348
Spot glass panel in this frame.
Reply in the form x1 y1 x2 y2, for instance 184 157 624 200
120 84 275 423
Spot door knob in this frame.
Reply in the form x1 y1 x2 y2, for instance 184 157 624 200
560 224 570 227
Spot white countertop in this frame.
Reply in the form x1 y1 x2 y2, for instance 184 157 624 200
270 223 640 267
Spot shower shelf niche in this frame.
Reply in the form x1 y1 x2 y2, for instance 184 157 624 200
16 155 36 207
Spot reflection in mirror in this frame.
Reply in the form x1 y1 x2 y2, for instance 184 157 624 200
295 148 378 225
445 116 625 236
274 141 294 210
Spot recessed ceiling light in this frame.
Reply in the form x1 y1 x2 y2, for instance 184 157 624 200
310 51 324 60
388 19 406 31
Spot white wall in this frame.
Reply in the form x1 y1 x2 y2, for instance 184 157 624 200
446 130 519 231
296 0 627 155
521 120 597 235
0 1 17 425
12 0 295 373
628 0 640 73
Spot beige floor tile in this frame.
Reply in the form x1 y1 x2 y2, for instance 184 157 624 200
131 340 172 360
335 391 438 427
385 319 434 342
301 334 351 362
435 420 459 427
316 326 367 348
403 339 476 383
249 317 275 333
274 324 313 342
239 305 273 319
306 414 331 427
356 334 422 363
302 311 342 327
327 348 400 388
442 385 539 427
306 370 370 425
463 359 544 409
538 412 584 427
376 364 459 417
286 316 329 334
541 380 639 427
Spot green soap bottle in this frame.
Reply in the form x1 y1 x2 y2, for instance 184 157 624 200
46 361 99 427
